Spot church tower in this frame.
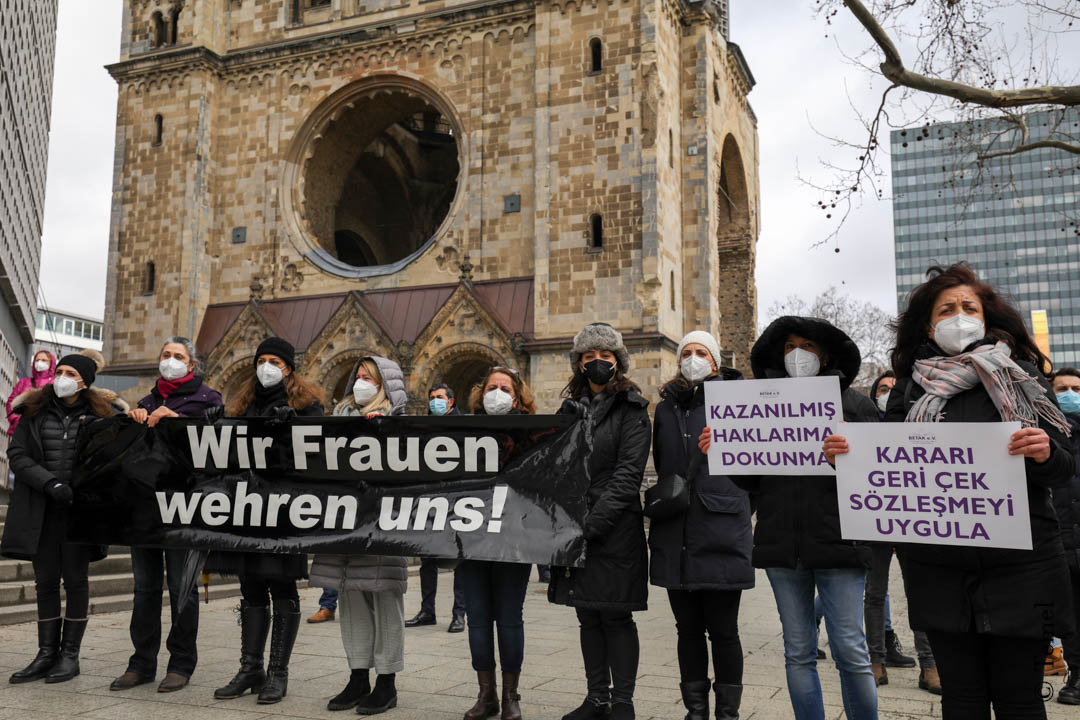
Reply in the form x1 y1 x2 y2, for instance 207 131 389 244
104 0 759 409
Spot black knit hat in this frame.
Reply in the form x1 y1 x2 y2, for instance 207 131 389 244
254 337 296 370
57 354 97 387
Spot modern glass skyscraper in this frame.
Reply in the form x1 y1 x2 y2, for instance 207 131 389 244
891 109 1080 366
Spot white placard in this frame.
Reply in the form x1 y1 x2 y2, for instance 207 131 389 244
704 375 843 476
836 422 1031 550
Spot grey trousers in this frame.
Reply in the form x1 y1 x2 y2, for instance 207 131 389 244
865 545 935 668
339 589 406 674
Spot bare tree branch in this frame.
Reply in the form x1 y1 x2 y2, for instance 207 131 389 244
844 0 1080 108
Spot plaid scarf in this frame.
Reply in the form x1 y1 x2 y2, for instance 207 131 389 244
906 341 1071 435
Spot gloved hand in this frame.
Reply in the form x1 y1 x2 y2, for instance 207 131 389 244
46 480 74 506
558 398 589 418
268 405 297 426
203 405 224 424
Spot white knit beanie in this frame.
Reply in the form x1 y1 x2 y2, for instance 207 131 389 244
677 331 722 368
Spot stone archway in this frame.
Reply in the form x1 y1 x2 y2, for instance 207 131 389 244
422 343 512 414
716 134 756 371
213 356 257 412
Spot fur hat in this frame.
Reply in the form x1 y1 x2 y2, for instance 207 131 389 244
570 323 631 371
254 337 296 370
677 331 722 368
79 348 106 372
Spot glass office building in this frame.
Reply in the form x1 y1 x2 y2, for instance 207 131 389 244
891 109 1080 366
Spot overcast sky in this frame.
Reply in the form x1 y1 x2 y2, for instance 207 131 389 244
38 1 1019 323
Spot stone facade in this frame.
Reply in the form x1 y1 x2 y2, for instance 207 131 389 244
103 0 759 412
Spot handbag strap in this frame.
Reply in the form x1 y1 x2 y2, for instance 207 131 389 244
675 404 705 485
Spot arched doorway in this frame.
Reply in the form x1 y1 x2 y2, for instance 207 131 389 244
716 134 755 372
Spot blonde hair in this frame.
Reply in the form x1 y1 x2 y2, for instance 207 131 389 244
336 358 391 415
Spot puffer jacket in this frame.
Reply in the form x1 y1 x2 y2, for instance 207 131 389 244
1052 412 1080 571
735 316 875 570
889 339 1075 639
548 389 651 611
1 386 121 560
5 351 55 436
649 370 754 591
310 355 408 593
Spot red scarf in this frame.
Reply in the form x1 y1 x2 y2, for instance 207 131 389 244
157 373 194 400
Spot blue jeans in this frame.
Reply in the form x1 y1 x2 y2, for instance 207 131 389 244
319 588 339 612
817 592 892 632
767 568 877 720
460 560 531 673
127 548 199 677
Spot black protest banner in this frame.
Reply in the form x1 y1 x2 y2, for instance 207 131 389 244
68 414 591 567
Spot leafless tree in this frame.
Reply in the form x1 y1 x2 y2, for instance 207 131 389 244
807 0 1080 243
767 286 895 389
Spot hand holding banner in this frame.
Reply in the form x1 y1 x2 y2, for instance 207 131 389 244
705 376 843 476
835 422 1031 550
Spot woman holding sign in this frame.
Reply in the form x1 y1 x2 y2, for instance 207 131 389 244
459 366 537 720
649 331 752 720
310 355 409 714
550 323 651 720
209 337 324 705
701 315 878 720
825 263 1075 719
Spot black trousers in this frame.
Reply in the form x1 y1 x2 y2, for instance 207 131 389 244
419 558 465 618
926 630 1048 720
576 607 640 706
127 548 199 677
1061 564 1080 671
667 589 743 684
32 504 91 620
240 576 299 606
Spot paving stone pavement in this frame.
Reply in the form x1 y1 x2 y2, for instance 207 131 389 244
0 563 1074 719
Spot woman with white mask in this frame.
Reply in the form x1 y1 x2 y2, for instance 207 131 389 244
459 366 536 720
699 316 879 720
310 356 409 715
110 338 223 694
209 337 324 706
648 332 752 720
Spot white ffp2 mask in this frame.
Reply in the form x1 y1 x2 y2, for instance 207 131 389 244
681 355 713 383
784 348 821 378
353 379 379 405
256 363 284 388
483 389 514 415
933 315 985 356
53 376 79 398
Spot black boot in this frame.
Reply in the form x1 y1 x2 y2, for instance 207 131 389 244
356 673 397 715
9 618 62 684
215 602 270 699
1060 670 1080 705
257 598 301 705
44 618 86 683
680 680 710 720
713 683 742 720
561 699 610 720
328 669 371 711
884 630 916 668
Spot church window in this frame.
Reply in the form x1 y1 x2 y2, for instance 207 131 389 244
153 114 163 146
151 11 165 48
310 0 331 6
669 129 674 168
144 262 156 295
589 214 604 250
670 271 676 310
169 7 180 46
589 38 603 74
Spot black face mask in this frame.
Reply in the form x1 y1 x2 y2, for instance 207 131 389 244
582 359 616 386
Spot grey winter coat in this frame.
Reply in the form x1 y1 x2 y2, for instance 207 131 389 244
310 355 409 594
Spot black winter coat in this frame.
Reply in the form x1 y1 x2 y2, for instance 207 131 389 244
1052 413 1080 571
889 341 1075 639
203 383 323 581
549 389 651 611
1 389 118 561
648 371 754 591
735 316 875 571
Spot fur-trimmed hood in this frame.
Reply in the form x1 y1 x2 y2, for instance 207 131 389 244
13 385 122 420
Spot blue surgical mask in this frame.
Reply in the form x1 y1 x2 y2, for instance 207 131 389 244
1058 390 1080 416
429 398 448 416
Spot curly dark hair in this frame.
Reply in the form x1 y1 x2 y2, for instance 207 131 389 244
889 263 1049 378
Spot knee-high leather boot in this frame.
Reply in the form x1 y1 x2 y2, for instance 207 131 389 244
10 618 62 684
257 598 300 704
44 618 87 683
215 602 270 699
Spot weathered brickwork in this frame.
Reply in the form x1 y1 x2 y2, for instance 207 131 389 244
104 0 759 412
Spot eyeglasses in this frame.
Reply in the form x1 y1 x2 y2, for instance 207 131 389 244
487 366 519 376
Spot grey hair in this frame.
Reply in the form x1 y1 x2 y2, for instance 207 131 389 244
161 336 202 375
